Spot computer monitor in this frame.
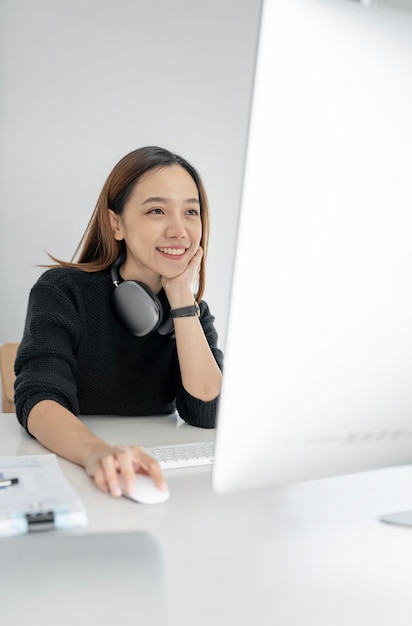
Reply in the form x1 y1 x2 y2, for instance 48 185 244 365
213 0 412 494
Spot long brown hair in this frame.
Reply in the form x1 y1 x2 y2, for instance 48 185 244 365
49 146 210 301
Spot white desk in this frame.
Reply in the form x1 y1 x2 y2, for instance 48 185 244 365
2 412 412 626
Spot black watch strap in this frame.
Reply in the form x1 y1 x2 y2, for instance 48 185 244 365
170 302 200 319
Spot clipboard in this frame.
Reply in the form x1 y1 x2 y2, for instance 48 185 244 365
0 454 88 536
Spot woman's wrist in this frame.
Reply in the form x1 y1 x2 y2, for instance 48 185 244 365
164 282 195 309
78 438 112 468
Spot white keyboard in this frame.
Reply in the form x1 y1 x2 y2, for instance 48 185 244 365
144 441 215 470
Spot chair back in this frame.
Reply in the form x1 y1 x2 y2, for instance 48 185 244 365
0 343 19 413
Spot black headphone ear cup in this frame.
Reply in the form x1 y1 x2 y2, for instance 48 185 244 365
111 281 163 337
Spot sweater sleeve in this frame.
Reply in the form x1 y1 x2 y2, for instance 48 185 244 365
14 277 81 432
175 300 224 429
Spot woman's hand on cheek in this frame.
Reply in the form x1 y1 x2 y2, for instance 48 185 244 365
161 247 203 300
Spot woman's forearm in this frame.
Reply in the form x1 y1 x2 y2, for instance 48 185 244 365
173 316 222 401
27 400 109 467
164 279 222 401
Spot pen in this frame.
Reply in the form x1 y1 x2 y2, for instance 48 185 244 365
0 477 19 488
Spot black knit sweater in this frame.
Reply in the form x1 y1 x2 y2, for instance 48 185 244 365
14 267 223 431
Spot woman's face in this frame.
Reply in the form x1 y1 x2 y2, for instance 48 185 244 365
109 164 202 292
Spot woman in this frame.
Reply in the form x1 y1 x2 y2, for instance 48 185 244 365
14 146 223 497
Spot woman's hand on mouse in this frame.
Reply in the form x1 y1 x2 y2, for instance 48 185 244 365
84 443 168 497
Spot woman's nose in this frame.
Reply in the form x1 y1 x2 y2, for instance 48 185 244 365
165 219 187 238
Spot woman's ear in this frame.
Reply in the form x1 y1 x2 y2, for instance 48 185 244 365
108 209 124 241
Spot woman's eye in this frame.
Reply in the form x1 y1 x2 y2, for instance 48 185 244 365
186 209 199 216
148 208 164 215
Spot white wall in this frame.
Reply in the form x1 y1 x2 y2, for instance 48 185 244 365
0 0 262 353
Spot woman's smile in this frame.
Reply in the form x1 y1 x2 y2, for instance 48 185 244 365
157 246 189 258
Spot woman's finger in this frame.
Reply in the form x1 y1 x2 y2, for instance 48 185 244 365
115 446 138 494
93 465 109 493
131 446 168 491
100 453 123 497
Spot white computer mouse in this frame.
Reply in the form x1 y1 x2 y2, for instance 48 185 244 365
122 475 170 504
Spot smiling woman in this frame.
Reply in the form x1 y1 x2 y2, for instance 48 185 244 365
14 146 223 499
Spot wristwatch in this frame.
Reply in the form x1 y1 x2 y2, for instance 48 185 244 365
169 301 200 319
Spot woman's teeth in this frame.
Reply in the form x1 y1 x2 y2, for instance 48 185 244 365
157 247 186 255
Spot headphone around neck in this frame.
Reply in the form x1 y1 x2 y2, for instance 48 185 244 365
110 251 174 337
